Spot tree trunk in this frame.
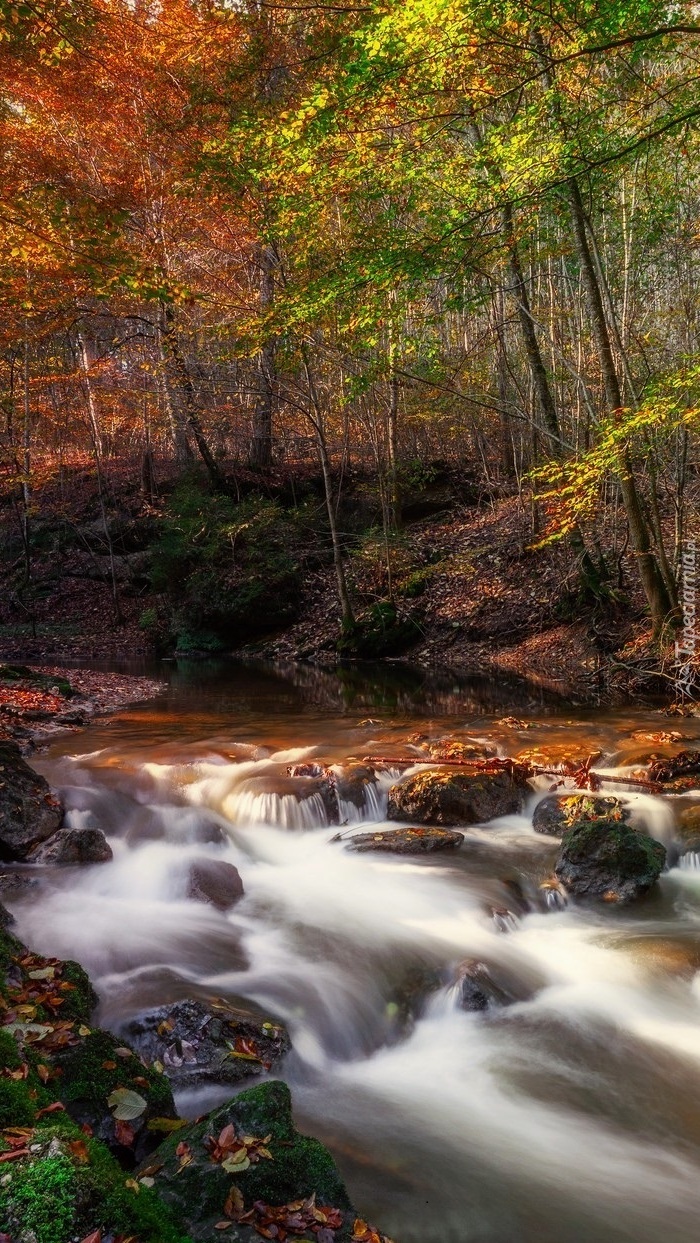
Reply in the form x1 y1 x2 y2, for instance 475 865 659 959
249 245 277 473
160 304 227 491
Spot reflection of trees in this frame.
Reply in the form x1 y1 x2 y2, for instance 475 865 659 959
167 658 565 718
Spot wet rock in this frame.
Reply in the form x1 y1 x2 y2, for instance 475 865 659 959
554 819 666 904
123 998 290 1092
387 766 528 827
186 857 244 909
0 740 63 860
334 763 378 809
344 825 464 853
533 794 629 836
142 1080 356 1238
515 743 601 772
425 738 496 763
0 869 38 896
29 825 113 864
387 962 443 1033
649 749 700 783
455 961 491 1011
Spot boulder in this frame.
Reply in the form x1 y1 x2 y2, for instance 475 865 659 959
123 998 290 1092
554 819 666 904
140 1080 362 1241
53 1028 178 1165
29 825 113 865
334 763 378 810
533 794 629 836
344 826 464 853
387 766 527 827
186 858 244 909
0 740 63 860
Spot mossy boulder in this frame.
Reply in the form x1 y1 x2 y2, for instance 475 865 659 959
53 1028 178 1163
387 767 528 827
143 1080 355 1242
0 1119 191 1243
533 794 629 837
554 819 666 904
0 740 63 860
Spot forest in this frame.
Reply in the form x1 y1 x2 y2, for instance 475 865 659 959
1 0 700 688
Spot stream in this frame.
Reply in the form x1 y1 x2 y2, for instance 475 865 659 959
6 658 700 1243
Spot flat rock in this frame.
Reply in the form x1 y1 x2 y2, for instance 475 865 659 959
123 997 290 1092
387 766 527 827
345 825 464 853
0 740 63 860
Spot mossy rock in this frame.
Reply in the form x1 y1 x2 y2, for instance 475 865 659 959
0 1120 192 1243
533 794 629 837
146 1080 354 1242
554 819 666 904
53 1028 178 1163
387 767 528 827
58 958 99 1023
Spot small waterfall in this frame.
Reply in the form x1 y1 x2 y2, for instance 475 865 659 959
224 788 331 830
679 852 700 871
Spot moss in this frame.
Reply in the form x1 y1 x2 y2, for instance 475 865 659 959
0 1076 37 1126
56 1029 175 1117
0 1123 192 1243
0 1025 23 1070
58 958 99 1023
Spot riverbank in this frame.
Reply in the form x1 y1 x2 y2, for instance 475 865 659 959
0 662 166 749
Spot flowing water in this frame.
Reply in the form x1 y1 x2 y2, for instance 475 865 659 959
7 658 700 1243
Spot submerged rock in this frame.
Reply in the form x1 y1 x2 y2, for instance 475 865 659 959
554 819 666 904
344 825 464 853
533 794 629 837
0 740 63 860
387 766 528 827
29 825 113 865
186 858 244 909
123 998 290 1092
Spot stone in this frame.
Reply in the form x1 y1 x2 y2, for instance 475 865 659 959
29 826 113 865
141 1081 356 1238
533 794 629 836
554 819 666 904
186 858 244 909
123 998 290 1092
0 740 63 860
387 766 527 827
344 826 464 853
649 750 700 783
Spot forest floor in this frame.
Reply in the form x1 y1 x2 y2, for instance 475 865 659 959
0 458 690 703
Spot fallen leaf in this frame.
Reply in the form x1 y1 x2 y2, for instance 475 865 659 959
124 1177 140 1193
115 1119 136 1148
101 1060 117 1071
146 1117 187 1133
221 1152 250 1174
223 1186 244 1220
68 1138 90 1165
79 1232 102 1243
107 1089 147 1121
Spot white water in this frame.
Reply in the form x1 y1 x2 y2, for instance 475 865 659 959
9 681 700 1243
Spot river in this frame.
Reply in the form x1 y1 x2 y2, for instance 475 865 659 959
6 658 700 1243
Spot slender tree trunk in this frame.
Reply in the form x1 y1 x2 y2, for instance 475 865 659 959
249 245 276 473
156 316 191 464
566 178 673 633
160 304 227 491
77 334 123 625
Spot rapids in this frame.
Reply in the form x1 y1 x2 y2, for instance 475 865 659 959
6 657 700 1243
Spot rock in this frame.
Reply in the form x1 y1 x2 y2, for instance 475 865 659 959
453 957 543 1009
29 825 113 864
425 739 496 762
387 766 528 827
334 763 378 810
123 998 290 1092
0 740 63 860
533 794 629 836
554 819 666 904
344 826 464 853
186 858 244 909
142 1080 356 1239
649 750 700 783
0 869 38 896
53 1028 178 1164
